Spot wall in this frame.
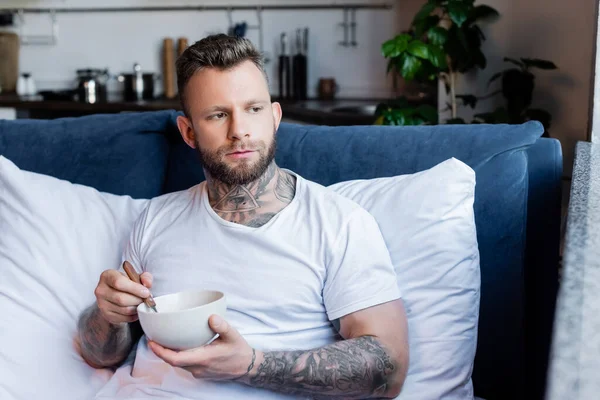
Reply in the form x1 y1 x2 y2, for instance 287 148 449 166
432 0 597 178
1 2 398 99
592 0 600 144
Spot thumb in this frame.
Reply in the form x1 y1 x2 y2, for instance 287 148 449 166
209 315 239 342
140 272 153 289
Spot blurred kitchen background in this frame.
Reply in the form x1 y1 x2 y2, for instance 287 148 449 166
0 0 597 186
0 0 408 123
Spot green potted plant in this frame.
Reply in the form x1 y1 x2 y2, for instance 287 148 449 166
376 0 499 125
473 57 558 136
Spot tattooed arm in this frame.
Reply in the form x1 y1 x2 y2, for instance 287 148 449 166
77 267 151 368
149 300 408 398
242 299 409 399
77 304 141 368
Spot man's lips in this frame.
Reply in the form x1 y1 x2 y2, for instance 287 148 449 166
228 150 254 155
226 150 256 158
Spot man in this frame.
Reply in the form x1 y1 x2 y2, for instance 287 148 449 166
78 34 409 399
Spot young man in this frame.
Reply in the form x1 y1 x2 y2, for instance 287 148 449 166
79 34 409 399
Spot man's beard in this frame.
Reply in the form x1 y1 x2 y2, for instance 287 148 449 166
195 129 277 186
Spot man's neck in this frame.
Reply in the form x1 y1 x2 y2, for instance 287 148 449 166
206 163 297 228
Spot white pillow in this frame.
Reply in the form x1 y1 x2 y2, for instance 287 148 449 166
329 158 480 400
0 156 147 400
0 154 478 400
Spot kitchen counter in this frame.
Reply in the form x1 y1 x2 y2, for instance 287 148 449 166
0 93 404 126
546 141 600 400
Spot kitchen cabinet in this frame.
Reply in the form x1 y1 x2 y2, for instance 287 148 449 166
0 0 390 10
0 93 386 125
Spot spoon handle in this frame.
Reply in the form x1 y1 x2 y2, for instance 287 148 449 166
122 261 158 312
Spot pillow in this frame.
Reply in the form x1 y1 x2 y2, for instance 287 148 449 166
329 157 480 400
0 154 478 400
0 156 147 400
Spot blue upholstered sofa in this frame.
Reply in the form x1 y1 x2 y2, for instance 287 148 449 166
0 110 562 400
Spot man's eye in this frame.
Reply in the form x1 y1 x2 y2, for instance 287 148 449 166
250 107 263 113
209 112 226 120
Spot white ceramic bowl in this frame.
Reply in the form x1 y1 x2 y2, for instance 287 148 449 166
137 290 227 351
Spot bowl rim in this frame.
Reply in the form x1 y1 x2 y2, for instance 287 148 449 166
137 289 225 316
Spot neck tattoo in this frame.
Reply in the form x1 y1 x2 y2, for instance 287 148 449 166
207 164 297 228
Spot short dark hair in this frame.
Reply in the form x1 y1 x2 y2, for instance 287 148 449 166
175 34 268 117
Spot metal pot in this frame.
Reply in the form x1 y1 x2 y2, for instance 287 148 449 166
118 63 159 101
76 68 108 104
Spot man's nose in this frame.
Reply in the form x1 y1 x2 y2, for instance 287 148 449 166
227 112 250 141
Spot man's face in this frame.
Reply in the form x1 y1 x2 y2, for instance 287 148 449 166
177 60 282 185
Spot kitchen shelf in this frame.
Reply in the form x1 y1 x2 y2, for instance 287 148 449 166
0 3 392 13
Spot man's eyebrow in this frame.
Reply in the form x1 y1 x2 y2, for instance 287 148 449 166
201 105 229 113
200 100 268 113
245 99 269 106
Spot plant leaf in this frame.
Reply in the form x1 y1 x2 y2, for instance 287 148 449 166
407 40 430 59
429 45 448 68
375 102 389 116
395 109 407 125
502 69 534 112
456 94 478 108
386 59 395 73
447 1 470 27
492 107 510 123
413 15 440 39
381 34 410 58
472 24 485 41
389 96 410 109
504 57 525 68
427 26 449 47
524 108 552 129
488 72 502 87
473 112 496 123
416 104 439 124
399 53 423 80
520 58 558 70
474 107 510 124
413 2 437 24
473 49 487 69
470 5 500 22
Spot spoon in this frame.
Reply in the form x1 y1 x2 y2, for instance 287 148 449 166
122 261 158 313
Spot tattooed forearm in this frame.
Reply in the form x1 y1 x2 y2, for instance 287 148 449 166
245 336 400 399
77 304 135 368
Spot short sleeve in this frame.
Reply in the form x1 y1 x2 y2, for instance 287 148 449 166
117 204 150 276
323 207 401 321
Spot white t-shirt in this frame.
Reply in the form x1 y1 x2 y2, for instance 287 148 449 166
95 170 401 400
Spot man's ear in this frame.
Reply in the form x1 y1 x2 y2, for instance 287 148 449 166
271 102 283 131
176 115 197 149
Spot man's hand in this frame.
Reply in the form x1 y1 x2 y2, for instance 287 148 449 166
94 262 153 325
148 315 258 381
78 262 153 369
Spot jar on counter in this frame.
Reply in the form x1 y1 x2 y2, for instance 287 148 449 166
0 32 19 93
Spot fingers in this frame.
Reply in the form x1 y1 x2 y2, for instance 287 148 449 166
95 268 151 325
148 341 207 368
208 315 240 343
140 272 153 289
99 299 138 316
105 290 145 307
104 310 139 324
107 270 150 298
